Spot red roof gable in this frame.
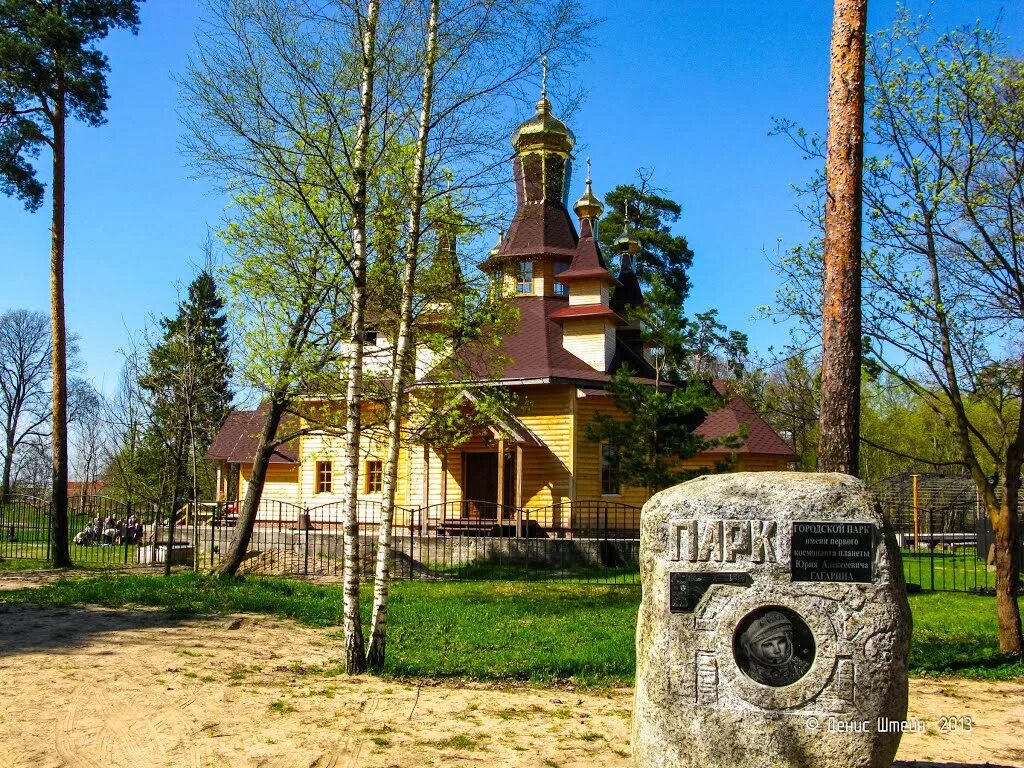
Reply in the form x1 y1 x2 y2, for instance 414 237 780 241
206 407 299 464
696 393 797 457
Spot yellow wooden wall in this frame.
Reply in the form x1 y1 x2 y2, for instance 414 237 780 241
239 464 300 507
562 318 612 372
573 393 650 508
568 279 608 306
513 385 574 507
229 386 789 526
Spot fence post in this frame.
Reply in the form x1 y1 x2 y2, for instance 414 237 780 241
303 506 310 576
929 510 935 590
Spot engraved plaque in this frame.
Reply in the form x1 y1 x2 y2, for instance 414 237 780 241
791 521 875 583
669 571 752 613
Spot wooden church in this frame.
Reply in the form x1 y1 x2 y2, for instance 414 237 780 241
208 88 794 529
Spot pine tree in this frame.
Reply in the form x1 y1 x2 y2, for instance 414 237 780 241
598 178 694 300
0 0 142 566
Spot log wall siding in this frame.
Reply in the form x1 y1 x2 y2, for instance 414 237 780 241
515 385 574 507
562 318 612 372
298 425 415 514
228 387 791 520
568 280 608 306
239 464 300 507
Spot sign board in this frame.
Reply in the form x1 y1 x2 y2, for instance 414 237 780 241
790 521 875 583
669 571 752 612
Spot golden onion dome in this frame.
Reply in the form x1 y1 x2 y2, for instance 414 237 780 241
512 95 575 154
573 159 604 220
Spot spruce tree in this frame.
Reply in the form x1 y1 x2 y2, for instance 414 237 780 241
140 269 232 572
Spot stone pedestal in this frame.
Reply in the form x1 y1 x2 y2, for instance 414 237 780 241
633 472 911 768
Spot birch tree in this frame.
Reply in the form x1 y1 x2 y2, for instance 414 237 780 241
363 0 588 671
187 0 587 673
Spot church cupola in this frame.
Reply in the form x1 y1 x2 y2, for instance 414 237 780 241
511 62 575 197
547 161 625 373
572 158 604 238
610 217 644 314
481 61 578 276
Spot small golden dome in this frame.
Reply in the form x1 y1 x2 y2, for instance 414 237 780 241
615 225 640 254
573 159 604 220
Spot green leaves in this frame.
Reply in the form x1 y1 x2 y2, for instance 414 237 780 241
0 0 142 208
598 181 694 301
584 366 728 493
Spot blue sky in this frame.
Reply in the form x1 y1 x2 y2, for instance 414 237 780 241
1 0 1021 396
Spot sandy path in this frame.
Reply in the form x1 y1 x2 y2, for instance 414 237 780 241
0 600 1021 767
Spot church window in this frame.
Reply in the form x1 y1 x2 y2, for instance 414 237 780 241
553 262 569 296
316 461 333 494
365 460 383 494
516 262 534 294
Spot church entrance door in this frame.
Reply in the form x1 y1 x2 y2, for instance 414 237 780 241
462 451 516 519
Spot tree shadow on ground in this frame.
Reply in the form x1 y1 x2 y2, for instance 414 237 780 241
0 603 205 657
894 763 1019 767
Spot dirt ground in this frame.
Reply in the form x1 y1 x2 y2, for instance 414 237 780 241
0 573 1022 768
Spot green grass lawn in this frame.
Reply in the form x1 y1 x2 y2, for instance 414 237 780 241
0 572 1020 684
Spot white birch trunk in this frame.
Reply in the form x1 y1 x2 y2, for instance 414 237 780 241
366 0 441 672
341 0 381 675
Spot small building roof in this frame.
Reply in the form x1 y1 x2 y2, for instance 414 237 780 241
547 304 626 323
695 388 797 457
206 407 299 464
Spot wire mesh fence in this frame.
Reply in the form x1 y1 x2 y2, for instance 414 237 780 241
872 474 1023 594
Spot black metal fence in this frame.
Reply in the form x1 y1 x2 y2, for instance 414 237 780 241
881 498 1023 594
1 495 641 584
7 490 1020 593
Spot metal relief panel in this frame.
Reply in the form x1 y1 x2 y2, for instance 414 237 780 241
836 658 855 704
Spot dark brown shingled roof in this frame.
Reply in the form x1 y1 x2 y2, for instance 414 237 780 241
206 407 299 464
556 218 618 285
493 202 578 263
449 296 615 383
610 266 645 312
695 393 797 457
547 304 626 322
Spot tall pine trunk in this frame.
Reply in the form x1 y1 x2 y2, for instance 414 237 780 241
366 0 440 672
340 0 381 676
818 0 867 475
50 76 71 567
